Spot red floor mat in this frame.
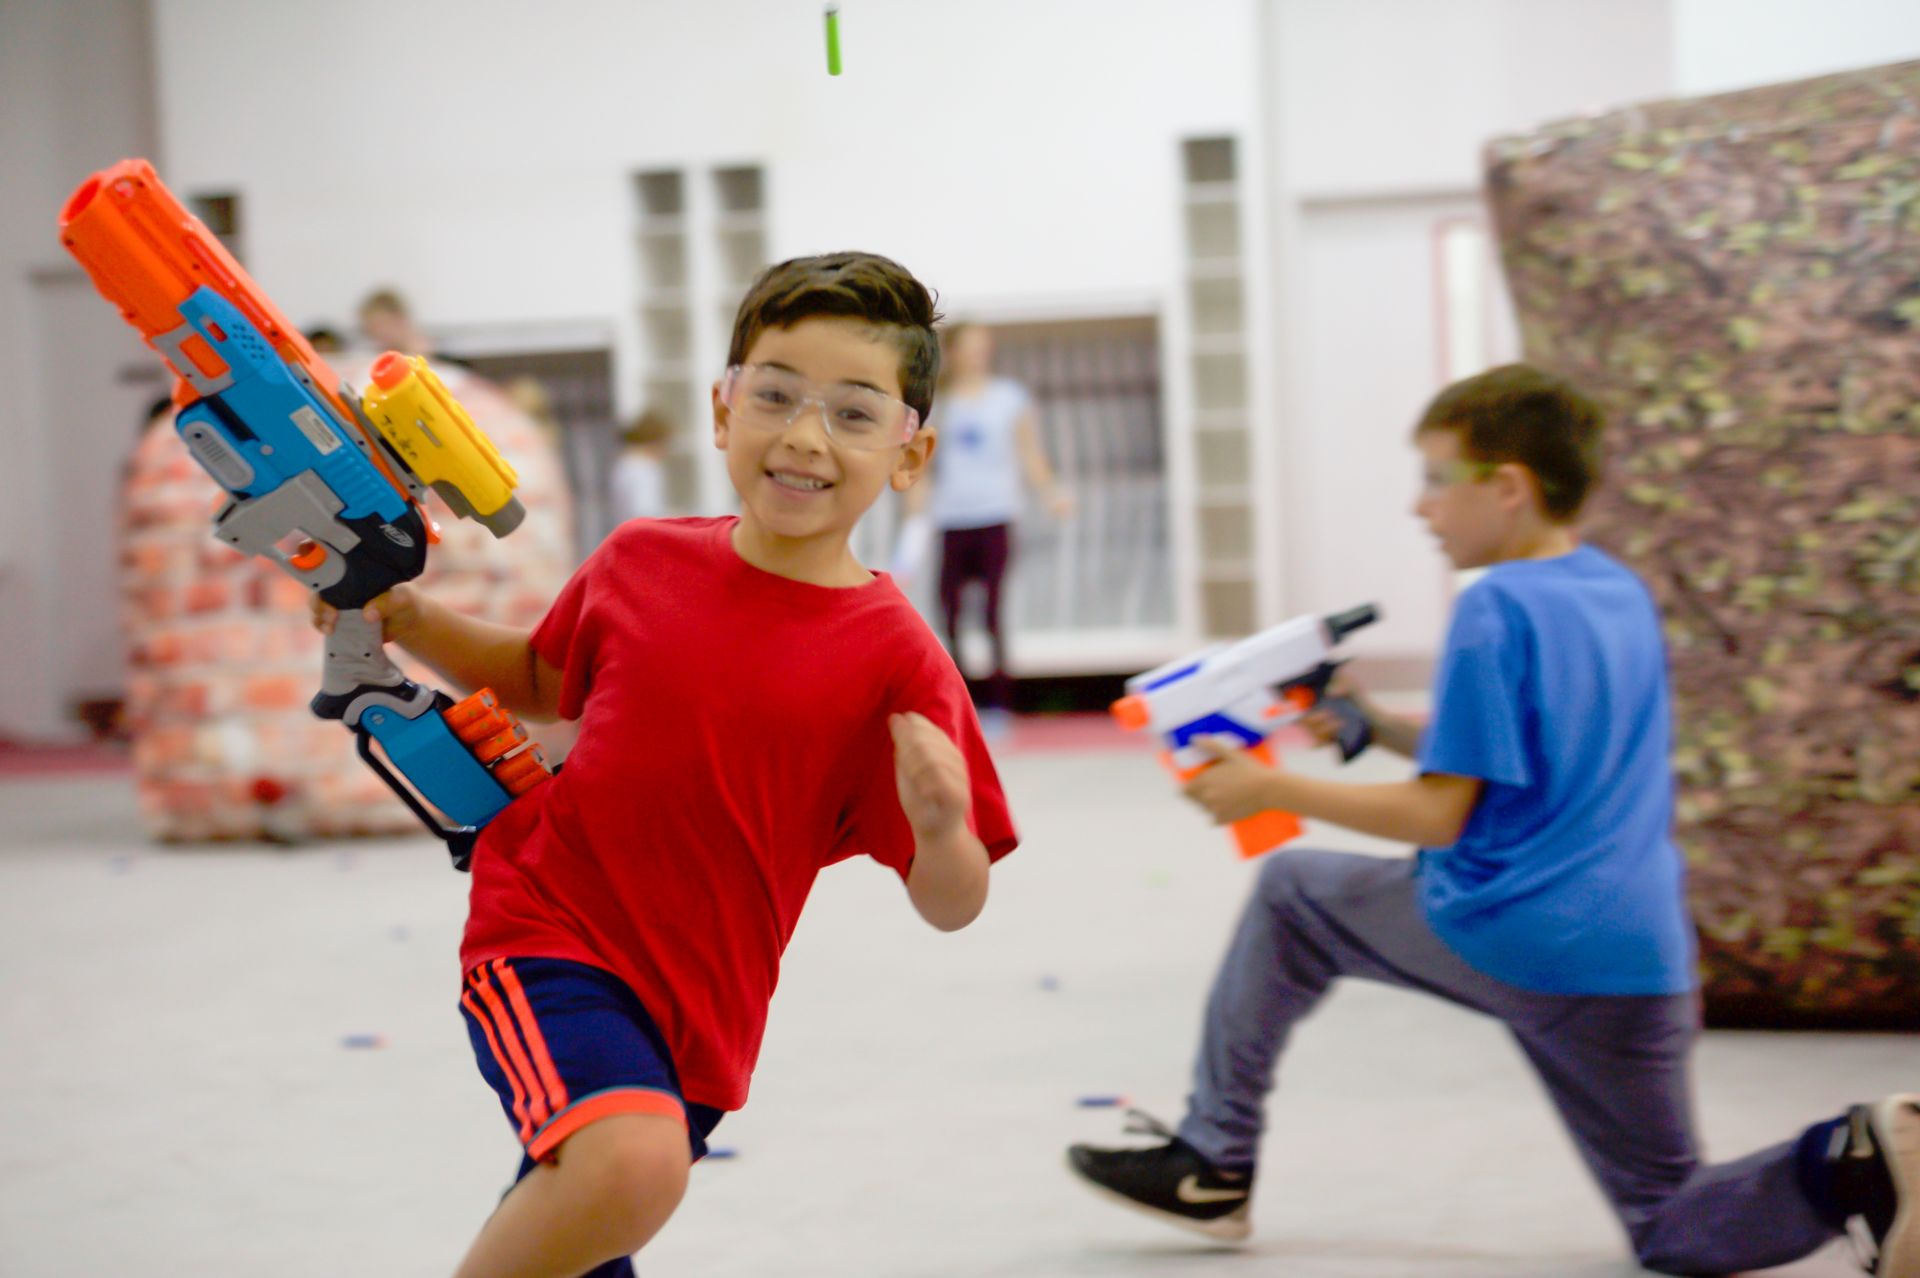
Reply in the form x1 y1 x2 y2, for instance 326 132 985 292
0 739 133 777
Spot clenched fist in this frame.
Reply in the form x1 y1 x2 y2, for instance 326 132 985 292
889 712 970 840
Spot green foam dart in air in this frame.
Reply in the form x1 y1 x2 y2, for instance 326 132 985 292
825 3 842 75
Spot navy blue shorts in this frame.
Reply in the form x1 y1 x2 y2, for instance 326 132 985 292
460 957 724 1165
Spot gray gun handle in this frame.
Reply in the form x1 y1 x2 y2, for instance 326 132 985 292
320 607 408 697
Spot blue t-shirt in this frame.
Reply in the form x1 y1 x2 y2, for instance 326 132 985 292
927 378 1031 531
1415 545 1695 996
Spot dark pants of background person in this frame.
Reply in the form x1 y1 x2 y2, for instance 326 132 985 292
938 523 1013 711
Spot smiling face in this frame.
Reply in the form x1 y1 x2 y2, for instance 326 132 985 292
713 316 934 584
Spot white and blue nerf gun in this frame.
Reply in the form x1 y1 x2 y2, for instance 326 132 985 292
1112 605 1379 858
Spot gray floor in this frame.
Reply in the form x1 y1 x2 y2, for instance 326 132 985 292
1 741 1906 1277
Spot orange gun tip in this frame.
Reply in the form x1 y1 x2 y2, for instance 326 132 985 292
1110 695 1149 730
370 351 411 390
60 175 105 225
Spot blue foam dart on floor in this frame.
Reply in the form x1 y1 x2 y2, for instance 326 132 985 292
341 1033 388 1050
704 1147 738 1160
1076 1095 1128 1108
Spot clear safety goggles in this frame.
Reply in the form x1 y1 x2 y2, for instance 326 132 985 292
721 363 920 452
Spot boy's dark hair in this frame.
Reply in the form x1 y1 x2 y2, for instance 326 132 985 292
727 252 942 422
1415 364 1606 521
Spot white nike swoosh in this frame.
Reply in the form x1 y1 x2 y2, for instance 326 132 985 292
1175 1174 1249 1204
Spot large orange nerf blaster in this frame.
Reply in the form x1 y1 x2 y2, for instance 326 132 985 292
60 159 548 870
1111 605 1379 858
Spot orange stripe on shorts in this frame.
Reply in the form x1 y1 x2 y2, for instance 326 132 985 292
462 987 533 1142
526 1088 688 1163
468 968 552 1129
490 959 570 1118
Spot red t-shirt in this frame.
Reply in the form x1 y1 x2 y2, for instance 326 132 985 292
461 517 1019 1110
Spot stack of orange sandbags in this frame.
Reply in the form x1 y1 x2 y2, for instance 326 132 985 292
119 363 577 844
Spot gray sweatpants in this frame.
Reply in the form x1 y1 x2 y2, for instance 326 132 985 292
1176 850 1836 1275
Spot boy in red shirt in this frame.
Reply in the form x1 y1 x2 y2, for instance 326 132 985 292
317 253 1018 1277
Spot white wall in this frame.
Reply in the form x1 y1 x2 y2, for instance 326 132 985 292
1272 0 1675 201
150 0 1259 336
1257 0 1675 671
146 0 1265 663
1 0 158 739
1674 0 1920 96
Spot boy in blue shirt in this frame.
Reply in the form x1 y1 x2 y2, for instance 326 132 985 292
1068 365 1918 1275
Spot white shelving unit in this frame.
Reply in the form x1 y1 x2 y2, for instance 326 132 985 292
710 166 769 340
629 163 771 514
1181 136 1258 637
632 170 703 512
701 164 769 513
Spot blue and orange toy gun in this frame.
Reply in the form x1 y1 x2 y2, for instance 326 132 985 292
59 159 549 870
1110 605 1379 858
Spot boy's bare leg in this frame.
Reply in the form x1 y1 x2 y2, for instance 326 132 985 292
453 1114 690 1278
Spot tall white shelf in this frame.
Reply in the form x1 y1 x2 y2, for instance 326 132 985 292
632 170 702 511
1181 137 1258 638
712 165 769 299
702 164 770 512
629 163 771 515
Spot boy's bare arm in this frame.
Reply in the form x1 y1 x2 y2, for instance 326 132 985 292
1358 700 1424 759
1014 412 1072 516
889 712 991 931
1183 738 1481 847
313 585 566 722
907 822 991 932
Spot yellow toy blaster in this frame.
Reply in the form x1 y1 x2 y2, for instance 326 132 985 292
362 351 522 535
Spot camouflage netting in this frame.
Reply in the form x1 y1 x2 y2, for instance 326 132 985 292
120 362 576 844
1486 62 1920 1026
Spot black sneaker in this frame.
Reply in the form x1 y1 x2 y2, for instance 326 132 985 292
1066 1110 1253 1242
1832 1094 1920 1275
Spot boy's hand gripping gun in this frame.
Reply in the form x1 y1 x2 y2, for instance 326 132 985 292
1111 605 1380 858
59 159 550 870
